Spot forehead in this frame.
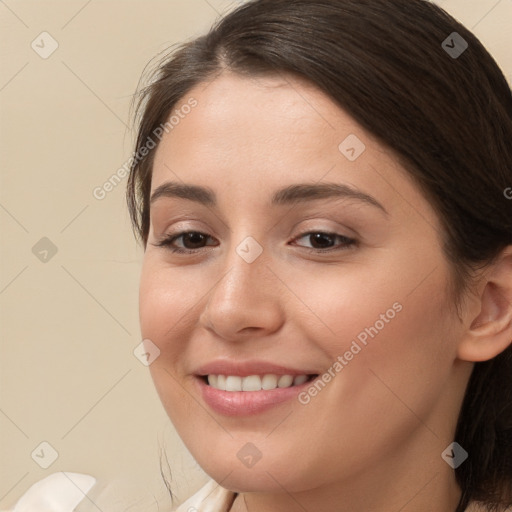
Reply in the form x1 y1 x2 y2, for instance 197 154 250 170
181 71 338 130
152 72 370 185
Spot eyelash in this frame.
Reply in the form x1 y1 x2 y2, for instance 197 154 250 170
152 230 357 255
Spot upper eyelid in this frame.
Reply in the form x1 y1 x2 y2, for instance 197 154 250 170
163 227 351 238
155 215 357 235
150 203 370 232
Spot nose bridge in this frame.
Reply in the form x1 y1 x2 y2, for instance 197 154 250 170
214 233 270 306
199 233 284 337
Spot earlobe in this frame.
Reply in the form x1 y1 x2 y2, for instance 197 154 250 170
457 248 512 362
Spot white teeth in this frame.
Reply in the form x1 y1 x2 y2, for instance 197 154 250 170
206 374 310 391
293 374 308 386
217 375 226 389
261 374 277 390
225 376 242 392
277 375 293 388
242 375 262 391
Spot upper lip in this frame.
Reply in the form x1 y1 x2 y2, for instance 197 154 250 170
194 359 318 377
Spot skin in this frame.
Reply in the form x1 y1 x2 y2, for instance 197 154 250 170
139 71 512 512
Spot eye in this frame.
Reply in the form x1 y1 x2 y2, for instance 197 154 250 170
152 231 217 254
292 231 357 253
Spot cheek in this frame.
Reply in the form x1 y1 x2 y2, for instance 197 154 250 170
138 258 195 410
139 257 200 350
138 258 200 423
274 268 456 487
294 255 456 415
325 270 455 428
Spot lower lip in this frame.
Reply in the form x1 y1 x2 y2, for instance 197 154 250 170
196 376 315 416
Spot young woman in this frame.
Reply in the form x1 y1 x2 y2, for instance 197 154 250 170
127 1 512 510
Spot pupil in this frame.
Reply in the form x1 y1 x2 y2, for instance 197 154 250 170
185 232 205 248
311 233 332 248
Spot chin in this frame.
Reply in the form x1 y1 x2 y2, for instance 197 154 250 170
193 446 317 494
204 465 293 493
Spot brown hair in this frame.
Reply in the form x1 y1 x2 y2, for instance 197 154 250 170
127 1 512 510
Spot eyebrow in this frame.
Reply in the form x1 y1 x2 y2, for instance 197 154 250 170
150 181 388 215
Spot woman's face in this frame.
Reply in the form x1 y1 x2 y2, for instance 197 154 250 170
139 71 470 496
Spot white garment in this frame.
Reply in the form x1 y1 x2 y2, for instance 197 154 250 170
1 473 96 512
1 472 161 512
1 473 233 512
174 479 236 512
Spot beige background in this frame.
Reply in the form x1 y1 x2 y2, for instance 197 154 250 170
0 0 511 510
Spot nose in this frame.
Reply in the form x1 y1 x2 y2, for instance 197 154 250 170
198 239 285 342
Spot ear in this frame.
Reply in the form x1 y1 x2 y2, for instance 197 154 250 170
457 246 512 362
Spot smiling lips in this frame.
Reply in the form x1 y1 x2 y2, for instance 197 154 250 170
194 359 319 415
